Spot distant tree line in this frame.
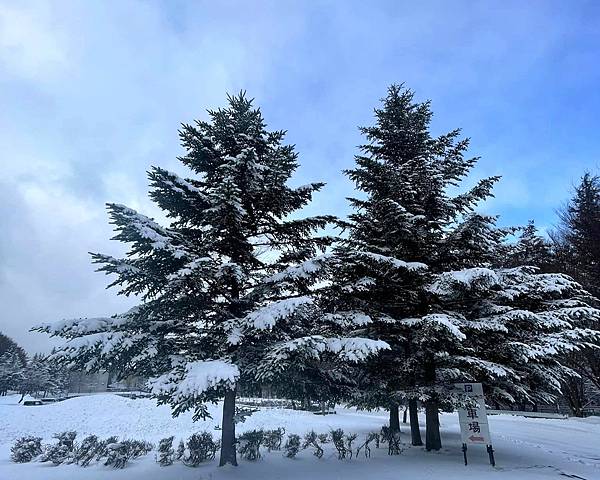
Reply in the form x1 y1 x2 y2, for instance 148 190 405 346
0 332 69 399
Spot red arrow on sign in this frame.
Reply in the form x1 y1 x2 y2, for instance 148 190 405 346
469 435 485 442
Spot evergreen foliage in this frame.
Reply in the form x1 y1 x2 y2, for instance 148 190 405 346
74 435 101 467
11 436 43 463
323 84 600 450
263 428 286 451
156 436 174 466
40 431 77 465
104 442 129 469
0 332 27 365
283 434 301 458
237 429 264 461
550 173 600 414
0 350 25 396
181 432 219 466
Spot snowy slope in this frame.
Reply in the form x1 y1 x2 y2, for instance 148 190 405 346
0 394 598 480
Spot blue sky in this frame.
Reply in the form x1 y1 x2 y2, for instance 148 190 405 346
1 0 600 352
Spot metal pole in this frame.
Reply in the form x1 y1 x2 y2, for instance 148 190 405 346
462 443 468 465
486 444 495 466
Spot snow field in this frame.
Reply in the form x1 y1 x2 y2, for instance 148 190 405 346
0 394 598 480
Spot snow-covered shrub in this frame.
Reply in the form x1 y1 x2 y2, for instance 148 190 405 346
157 436 174 466
95 436 118 461
11 436 42 463
263 427 285 451
182 432 219 466
104 442 129 469
176 439 185 460
237 430 264 461
302 431 324 458
284 434 301 458
123 439 153 458
380 426 402 455
345 433 357 458
40 431 77 465
355 432 379 458
74 435 100 466
330 429 348 459
317 433 330 444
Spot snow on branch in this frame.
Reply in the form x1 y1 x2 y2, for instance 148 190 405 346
428 267 499 296
324 311 372 327
266 335 390 364
400 313 466 341
242 296 313 330
496 268 583 300
148 360 239 402
46 331 146 367
352 252 427 272
454 356 515 378
511 327 600 360
265 254 332 283
107 203 186 258
166 256 213 282
151 167 206 196
34 308 139 338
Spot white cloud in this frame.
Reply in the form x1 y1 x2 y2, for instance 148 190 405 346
0 2 71 81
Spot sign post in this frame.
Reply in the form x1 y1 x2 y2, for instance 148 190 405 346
454 382 495 467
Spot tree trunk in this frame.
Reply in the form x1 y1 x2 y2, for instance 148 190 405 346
219 388 238 466
389 403 400 433
425 399 441 450
423 359 441 451
409 399 423 446
403 407 408 424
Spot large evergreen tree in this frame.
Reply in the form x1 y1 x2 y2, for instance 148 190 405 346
326 85 600 450
35 93 386 466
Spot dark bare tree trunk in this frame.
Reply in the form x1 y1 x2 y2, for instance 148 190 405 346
219 388 238 466
389 403 400 432
403 406 408 424
409 399 423 446
425 399 441 450
424 360 441 450
563 375 587 417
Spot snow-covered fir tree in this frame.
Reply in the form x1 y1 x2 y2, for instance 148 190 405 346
505 220 553 271
553 172 600 297
550 173 600 415
34 93 387 466
0 350 25 396
323 84 600 450
0 332 27 364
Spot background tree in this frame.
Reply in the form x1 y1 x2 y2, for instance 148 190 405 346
552 173 600 297
549 173 600 415
0 332 27 365
0 350 25 396
504 220 553 272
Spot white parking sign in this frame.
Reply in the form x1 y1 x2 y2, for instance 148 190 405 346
454 383 492 445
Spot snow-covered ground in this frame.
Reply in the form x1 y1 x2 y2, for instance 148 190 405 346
0 394 598 479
